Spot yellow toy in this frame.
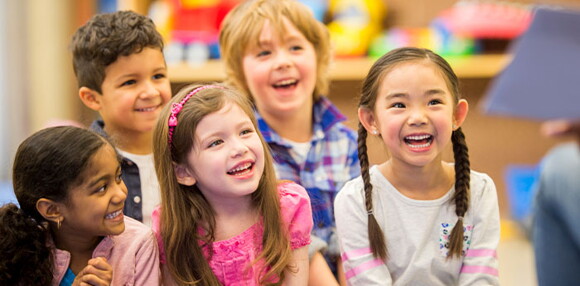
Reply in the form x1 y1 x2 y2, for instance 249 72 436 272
327 0 386 57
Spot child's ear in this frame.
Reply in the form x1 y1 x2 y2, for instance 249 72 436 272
79 87 102 111
358 107 380 135
453 99 469 130
36 198 63 225
173 163 197 186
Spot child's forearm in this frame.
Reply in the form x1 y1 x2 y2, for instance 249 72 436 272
284 246 310 286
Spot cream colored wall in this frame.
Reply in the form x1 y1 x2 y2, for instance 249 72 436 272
26 0 76 132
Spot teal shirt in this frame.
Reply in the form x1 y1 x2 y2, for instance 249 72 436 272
59 268 75 286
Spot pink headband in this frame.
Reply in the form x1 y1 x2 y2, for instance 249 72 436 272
168 85 225 145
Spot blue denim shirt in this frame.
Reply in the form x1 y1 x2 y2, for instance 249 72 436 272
90 120 143 222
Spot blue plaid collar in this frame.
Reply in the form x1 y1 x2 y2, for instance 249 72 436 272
256 96 347 145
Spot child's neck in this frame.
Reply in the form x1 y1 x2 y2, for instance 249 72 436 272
262 109 313 142
105 126 153 154
211 196 259 241
53 230 102 274
380 159 455 200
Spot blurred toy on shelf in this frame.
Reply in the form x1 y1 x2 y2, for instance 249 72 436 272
440 0 533 39
368 20 477 58
149 0 239 65
327 0 386 57
368 0 534 58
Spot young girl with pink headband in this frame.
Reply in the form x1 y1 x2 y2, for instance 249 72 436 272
152 83 313 285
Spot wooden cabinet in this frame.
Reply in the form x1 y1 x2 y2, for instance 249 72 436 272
168 54 510 82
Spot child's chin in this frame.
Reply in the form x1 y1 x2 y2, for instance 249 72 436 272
108 224 126 235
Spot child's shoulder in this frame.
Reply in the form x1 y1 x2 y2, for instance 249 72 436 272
277 180 309 201
121 216 155 237
468 169 498 202
334 174 366 206
469 169 495 189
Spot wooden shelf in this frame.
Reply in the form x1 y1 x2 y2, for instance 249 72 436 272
168 54 511 83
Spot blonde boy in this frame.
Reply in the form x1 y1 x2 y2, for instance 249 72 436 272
71 10 171 225
220 0 360 282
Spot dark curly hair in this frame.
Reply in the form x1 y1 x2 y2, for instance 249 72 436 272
70 10 164 93
0 126 109 285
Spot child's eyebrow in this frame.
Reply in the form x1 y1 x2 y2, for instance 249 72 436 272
425 89 446 96
385 93 408 100
86 175 109 188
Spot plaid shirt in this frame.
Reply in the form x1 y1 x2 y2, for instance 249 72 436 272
256 96 360 248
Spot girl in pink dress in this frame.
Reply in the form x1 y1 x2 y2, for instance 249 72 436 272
152 83 313 285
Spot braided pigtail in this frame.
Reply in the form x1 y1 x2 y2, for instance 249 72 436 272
358 123 387 261
448 127 471 259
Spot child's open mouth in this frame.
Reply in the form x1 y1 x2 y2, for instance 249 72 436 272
135 105 159 112
404 134 433 148
227 162 254 176
272 79 298 89
105 209 123 219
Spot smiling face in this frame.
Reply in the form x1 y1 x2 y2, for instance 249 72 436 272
178 102 265 206
242 17 317 120
97 47 171 135
360 60 468 168
59 143 127 237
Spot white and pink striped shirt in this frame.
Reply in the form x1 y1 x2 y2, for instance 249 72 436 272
335 165 500 285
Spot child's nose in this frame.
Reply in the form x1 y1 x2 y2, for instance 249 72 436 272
140 81 160 98
274 51 292 70
231 140 249 158
407 108 428 126
112 180 128 203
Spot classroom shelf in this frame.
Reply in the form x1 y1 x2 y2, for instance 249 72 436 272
168 54 511 83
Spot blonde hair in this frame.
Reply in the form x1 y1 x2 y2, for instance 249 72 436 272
358 47 470 260
219 0 331 101
153 83 292 285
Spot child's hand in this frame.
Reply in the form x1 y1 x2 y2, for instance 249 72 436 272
72 257 113 286
540 119 580 142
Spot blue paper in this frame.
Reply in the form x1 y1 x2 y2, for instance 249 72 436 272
482 7 580 120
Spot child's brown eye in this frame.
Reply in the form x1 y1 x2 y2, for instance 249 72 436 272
208 139 224 148
391 102 405 108
428 99 442 106
121 79 136 87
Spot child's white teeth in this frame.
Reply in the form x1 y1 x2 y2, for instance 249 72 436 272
407 142 432 148
105 209 122 219
229 163 251 174
274 79 297 87
405 134 431 140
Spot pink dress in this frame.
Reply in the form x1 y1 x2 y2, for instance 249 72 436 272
152 181 313 285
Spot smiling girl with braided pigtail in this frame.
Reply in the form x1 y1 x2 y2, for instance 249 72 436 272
335 47 500 285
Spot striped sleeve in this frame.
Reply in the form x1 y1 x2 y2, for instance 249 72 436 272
335 179 392 285
459 174 501 285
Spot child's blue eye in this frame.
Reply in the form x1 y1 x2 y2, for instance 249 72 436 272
257 50 271 57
